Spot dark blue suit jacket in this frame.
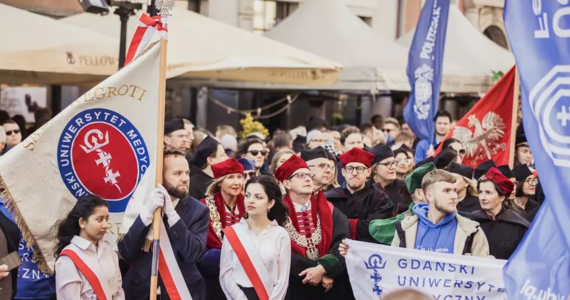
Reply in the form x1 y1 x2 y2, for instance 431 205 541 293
118 196 209 300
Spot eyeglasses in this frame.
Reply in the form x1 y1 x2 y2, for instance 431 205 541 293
288 172 315 180
5 130 20 136
344 166 368 174
244 171 257 179
308 163 334 170
248 150 268 156
378 161 397 168
525 178 538 185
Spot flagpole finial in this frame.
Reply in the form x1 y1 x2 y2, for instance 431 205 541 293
157 0 174 18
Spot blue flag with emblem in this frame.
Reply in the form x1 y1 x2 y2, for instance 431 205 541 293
503 1 570 299
403 0 450 142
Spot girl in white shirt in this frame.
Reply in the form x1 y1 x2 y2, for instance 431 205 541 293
54 195 125 300
220 175 291 300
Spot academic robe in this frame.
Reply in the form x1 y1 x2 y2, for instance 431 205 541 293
189 166 213 201
282 191 350 300
457 193 482 213
324 181 393 243
381 179 410 216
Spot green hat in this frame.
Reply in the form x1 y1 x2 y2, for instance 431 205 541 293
404 163 436 193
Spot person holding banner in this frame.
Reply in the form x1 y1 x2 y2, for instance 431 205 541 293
219 175 291 300
119 150 209 300
273 155 349 300
391 170 490 256
325 147 393 242
468 167 528 259
200 158 246 300
54 195 125 300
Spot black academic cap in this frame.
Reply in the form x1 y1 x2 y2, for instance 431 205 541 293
367 144 395 165
416 156 435 168
442 138 460 150
497 165 515 179
164 119 185 135
474 160 497 180
512 164 534 182
300 146 329 162
435 148 457 170
447 162 473 179
190 136 219 168
515 124 528 148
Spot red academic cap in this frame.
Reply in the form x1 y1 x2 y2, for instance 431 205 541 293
274 154 309 182
212 158 244 179
339 147 375 168
481 167 515 196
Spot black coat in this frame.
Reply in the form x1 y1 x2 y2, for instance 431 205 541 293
0 210 20 299
467 208 529 260
381 180 410 216
189 165 213 201
325 181 393 243
457 194 482 213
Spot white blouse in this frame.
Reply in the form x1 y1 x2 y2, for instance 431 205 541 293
220 219 291 300
55 236 125 300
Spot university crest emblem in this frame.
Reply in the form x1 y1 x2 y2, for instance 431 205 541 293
413 64 434 120
57 108 150 212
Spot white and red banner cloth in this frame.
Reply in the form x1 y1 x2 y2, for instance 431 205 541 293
345 240 508 300
125 13 168 66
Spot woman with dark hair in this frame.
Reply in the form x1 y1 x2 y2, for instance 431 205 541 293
237 138 267 176
468 168 529 259
54 195 124 299
512 164 540 221
220 175 291 300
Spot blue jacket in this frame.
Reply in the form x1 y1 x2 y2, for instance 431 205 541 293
413 203 458 254
118 196 209 300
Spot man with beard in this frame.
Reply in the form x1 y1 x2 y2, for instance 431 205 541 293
368 145 410 216
325 147 393 242
119 150 210 300
274 155 349 300
391 170 490 256
414 110 452 163
189 136 229 200
301 147 334 193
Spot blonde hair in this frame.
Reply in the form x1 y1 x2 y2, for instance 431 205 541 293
205 175 227 197
216 125 237 139
270 149 295 173
421 169 457 192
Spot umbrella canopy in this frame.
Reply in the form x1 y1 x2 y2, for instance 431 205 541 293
0 3 119 85
61 7 341 86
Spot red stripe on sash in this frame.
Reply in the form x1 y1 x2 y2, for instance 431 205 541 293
60 249 108 300
157 248 183 300
223 227 270 300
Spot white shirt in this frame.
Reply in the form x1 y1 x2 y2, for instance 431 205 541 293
220 219 291 300
293 200 311 212
55 236 125 300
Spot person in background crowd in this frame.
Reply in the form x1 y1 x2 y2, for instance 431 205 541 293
2 119 22 149
400 120 419 149
323 149 340 191
192 129 209 151
274 155 349 300
321 130 338 156
189 136 229 200
11 115 27 140
269 149 295 174
382 117 401 142
219 175 291 300
238 158 257 184
164 119 189 152
392 132 415 150
0 110 9 125
498 165 516 201
473 160 497 181
383 289 433 300
306 116 328 132
394 145 414 180
441 138 466 164
29 108 52 133
447 162 480 212
414 110 453 163
512 164 539 222
329 130 343 153
215 125 237 140
392 170 489 256
468 168 528 259
0 127 6 156
119 150 209 300
340 126 363 152
359 123 376 146
371 114 384 130
368 163 436 245
200 158 245 300
306 130 325 150
0 198 20 300
325 148 393 242
55 195 124 300
361 134 372 148
368 145 409 216
182 119 195 158
301 147 335 194
514 125 532 167
434 148 458 170
268 130 293 163
221 134 238 157
236 138 267 176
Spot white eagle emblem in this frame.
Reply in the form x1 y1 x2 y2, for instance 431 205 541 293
453 113 507 166
413 64 434 120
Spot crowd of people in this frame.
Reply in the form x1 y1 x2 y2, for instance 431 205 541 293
0 109 542 300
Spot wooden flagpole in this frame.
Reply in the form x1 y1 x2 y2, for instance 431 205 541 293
509 67 520 169
150 1 172 299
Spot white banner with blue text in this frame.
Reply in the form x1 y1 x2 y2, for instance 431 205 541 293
345 239 508 300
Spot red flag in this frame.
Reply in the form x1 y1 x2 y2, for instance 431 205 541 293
435 66 516 168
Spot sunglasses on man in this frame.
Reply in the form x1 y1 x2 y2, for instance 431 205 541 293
5 130 20 136
247 150 268 156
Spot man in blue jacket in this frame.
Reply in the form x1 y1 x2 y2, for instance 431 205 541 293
414 110 453 163
119 150 209 300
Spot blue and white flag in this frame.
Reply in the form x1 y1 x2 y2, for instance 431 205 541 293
503 2 570 300
403 0 450 142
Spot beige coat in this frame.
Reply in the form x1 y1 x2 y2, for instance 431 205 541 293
391 213 490 257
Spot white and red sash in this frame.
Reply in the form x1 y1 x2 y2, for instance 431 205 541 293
223 223 274 300
60 249 110 300
125 13 168 66
156 220 193 300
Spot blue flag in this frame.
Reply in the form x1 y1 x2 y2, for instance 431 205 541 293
503 2 570 300
403 0 450 142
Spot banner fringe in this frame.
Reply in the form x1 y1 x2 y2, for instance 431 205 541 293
0 175 54 274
